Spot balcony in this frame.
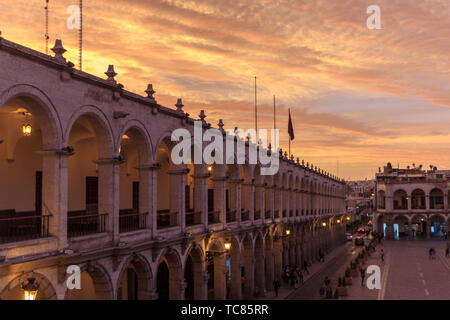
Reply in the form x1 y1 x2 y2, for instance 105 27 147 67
274 210 280 218
0 213 50 244
226 210 236 223
186 210 202 227
282 209 286 218
265 210 271 219
208 210 220 225
254 210 261 220
68 213 107 238
289 210 293 217
241 209 250 221
157 210 179 229
296 209 299 217
119 212 147 233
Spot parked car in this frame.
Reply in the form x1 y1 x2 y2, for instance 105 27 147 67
357 227 366 234
346 233 353 241
355 236 364 246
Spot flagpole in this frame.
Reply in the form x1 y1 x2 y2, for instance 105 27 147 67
288 107 291 159
254 76 257 142
273 95 276 130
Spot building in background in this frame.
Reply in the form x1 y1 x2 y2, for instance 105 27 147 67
374 163 449 240
345 180 375 224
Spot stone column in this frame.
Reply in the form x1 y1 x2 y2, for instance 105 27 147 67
97 158 120 244
241 182 254 221
167 167 186 230
264 244 274 292
230 249 242 299
254 250 265 297
242 251 255 298
212 175 226 225
193 172 208 226
42 151 68 250
254 184 265 221
137 164 157 236
213 254 226 300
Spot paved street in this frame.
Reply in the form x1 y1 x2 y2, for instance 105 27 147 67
343 240 450 300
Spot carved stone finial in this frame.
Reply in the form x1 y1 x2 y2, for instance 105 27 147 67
302 159 305 165
296 157 300 164
199 110 206 123
268 143 272 151
105 65 117 83
175 98 184 112
218 119 224 133
145 84 156 102
51 39 67 62
284 151 288 159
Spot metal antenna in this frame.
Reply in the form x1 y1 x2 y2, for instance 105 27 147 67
79 0 83 70
45 0 49 54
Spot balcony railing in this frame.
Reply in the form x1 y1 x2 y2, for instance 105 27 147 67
254 210 261 220
157 210 178 229
241 209 250 221
186 210 202 227
68 213 107 238
0 214 50 244
289 210 293 217
274 210 280 218
208 210 220 225
119 212 147 233
265 210 271 219
226 210 236 223
296 209 299 216
282 210 286 217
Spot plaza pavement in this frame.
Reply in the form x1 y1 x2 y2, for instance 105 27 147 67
343 240 450 300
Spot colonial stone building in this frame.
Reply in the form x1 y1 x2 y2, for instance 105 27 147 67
0 37 346 300
375 164 450 240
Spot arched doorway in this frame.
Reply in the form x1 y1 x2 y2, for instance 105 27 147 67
67 112 114 238
411 215 427 239
411 189 425 209
117 255 152 300
393 189 407 210
66 265 113 300
156 249 182 300
429 188 444 209
206 239 226 300
118 127 151 233
429 215 446 240
184 245 205 300
393 215 409 240
0 95 59 244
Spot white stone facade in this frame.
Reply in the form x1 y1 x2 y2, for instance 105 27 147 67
0 38 346 300
375 164 450 240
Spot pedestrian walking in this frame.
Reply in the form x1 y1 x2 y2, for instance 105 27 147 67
445 247 449 258
324 276 331 287
326 285 332 299
319 285 325 299
380 249 384 262
298 269 304 284
429 248 433 260
273 279 281 297
303 260 309 275
360 266 366 287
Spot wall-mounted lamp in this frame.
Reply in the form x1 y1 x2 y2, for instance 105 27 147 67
322 222 327 227
224 241 232 251
285 229 291 236
208 165 213 173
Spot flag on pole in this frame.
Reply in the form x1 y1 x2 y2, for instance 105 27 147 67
288 108 294 141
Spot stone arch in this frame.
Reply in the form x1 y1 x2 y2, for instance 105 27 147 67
184 244 206 300
411 189 425 209
241 233 255 298
429 188 444 209
393 189 408 210
0 271 57 300
117 120 154 163
155 247 183 300
205 237 226 300
0 84 62 149
65 105 115 158
116 253 153 300
66 262 114 300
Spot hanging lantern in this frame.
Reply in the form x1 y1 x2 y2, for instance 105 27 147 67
224 242 232 251
286 229 291 236
22 277 39 300
208 165 213 173
22 119 32 136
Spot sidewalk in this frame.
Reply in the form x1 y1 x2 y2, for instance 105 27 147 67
341 239 386 300
258 242 353 300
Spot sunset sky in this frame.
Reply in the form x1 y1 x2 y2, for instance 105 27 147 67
1 0 450 180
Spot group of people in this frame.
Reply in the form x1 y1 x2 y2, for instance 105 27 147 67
431 242 450 259
272 261 311 297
